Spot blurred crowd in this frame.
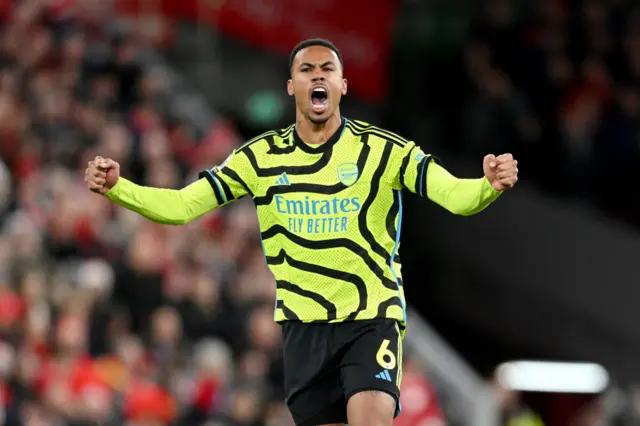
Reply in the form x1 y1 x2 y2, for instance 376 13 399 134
0 1 446 426
453 0 640 226
429 0 640 424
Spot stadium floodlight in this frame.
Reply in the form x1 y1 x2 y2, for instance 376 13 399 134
496 360 610 394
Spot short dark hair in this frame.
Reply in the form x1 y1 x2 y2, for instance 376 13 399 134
289 39 343 75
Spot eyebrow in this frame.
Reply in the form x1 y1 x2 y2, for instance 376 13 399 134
299 61 336 68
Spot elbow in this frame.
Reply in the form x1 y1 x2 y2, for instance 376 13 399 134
148 217 190 226
146 213 193 226
447 203 483 216
170 209 209 225
440 195 472 216
443 193 487 216
449 207 474 216
168 197 205 225
171 214 196 225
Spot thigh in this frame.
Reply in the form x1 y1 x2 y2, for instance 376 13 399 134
282 322 348 426
339 320 403 418
287 376 347 426
347 391 396 426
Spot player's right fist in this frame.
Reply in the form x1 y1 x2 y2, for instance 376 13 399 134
85 156 120 195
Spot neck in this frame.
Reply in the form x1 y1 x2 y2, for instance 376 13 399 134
295 109 342 145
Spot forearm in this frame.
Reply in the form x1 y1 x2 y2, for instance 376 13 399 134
426 162 501 216
105 178 218 225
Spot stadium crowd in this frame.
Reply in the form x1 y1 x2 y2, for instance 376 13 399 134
0 1 448 425
453 0 640 227
419 0 640 424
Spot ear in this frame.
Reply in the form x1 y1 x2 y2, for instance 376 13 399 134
341 78 348 96
287 79 294 97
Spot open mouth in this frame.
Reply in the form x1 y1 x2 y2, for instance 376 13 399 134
311 87 328 112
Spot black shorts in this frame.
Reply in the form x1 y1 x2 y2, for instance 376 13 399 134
282 319 403 426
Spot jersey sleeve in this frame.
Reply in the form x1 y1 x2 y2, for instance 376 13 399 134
105 177 217 225
198 148 259 205
105 148 259 226
425 163 501 215
390 142 501 215
390 141 441 196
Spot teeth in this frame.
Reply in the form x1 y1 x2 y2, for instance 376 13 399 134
313 88 326 93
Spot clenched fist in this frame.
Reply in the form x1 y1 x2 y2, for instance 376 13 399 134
483 153 518 191
85 156 120 195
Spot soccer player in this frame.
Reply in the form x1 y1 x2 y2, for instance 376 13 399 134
85 39 518 426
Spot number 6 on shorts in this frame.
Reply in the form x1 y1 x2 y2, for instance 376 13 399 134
376 339 396 370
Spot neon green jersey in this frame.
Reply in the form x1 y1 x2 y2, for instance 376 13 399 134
106 118 501 333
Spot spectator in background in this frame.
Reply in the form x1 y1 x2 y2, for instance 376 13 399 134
409 0 640 227
0 0 296 425
395 353 447 426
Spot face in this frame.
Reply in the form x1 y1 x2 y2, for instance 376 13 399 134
288 45 347 124
152 307 181 345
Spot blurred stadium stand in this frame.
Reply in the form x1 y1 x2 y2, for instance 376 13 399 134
4 0 640 425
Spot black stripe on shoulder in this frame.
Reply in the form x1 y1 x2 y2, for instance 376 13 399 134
266 134 296 154
276 299 300 320
277 124 295 138
219 166 253 197
376 296 403 319
240 125 295 154
347 121 410 148
347 123 404 148
367 124 411 146
261 225 397 290
198 169 224 204
268 250 366 321
358 141 395 266
236 131 277 153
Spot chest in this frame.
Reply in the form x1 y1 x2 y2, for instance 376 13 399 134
253 140 379 198
252 140 393 235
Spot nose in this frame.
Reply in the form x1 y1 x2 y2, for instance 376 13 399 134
311 73 325 82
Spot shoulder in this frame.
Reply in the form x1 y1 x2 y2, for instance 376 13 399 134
344 119 412 148
235 124 296 154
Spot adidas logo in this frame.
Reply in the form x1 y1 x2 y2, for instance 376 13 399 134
375 370 393 382
275 172 291 186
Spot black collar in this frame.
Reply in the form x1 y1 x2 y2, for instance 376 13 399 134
293 117 346 154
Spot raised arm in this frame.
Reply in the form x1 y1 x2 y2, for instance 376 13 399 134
425 161 500 216
390 140 517 215
425 154 518 215
106 176 217 225
85 151 257 225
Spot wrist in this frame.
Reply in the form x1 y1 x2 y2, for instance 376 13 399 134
104 177 124 199
483 176 503 193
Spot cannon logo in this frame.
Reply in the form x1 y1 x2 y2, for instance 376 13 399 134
337 163 359 187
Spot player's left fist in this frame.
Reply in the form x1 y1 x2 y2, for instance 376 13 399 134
483 153 518 191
